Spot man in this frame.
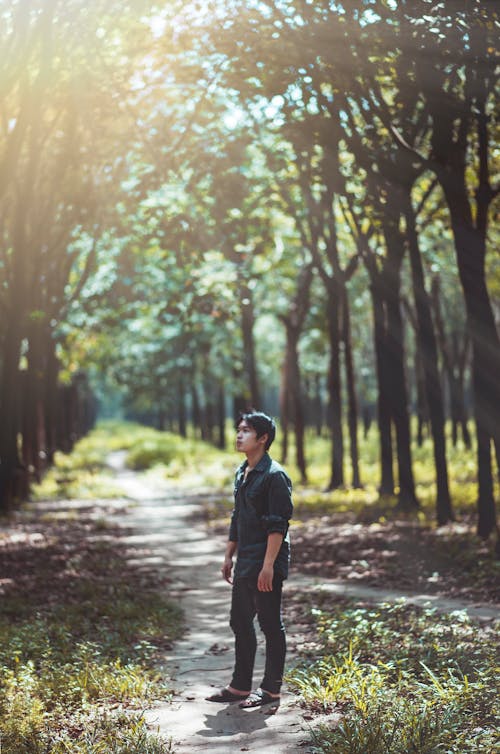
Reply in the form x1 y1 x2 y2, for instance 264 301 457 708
206 411 293 709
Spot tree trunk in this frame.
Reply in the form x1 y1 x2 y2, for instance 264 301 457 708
405 197 453 524
178 378 187 438
191 385 202 439
325 289 344 490
240 282 261 409
44 337 61 465
0 325 24 509
445 195 500 537
450 332 471 448
430 278 471 449
217 382 226 450
341 286 361 488
22 364 48 485
370 277 395 495
284 323 307 483
383 221 418 510
279 354 289 465
415 357 428 448
313 374 323 437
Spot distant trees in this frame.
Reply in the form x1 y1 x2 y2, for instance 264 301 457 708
0 0 164 507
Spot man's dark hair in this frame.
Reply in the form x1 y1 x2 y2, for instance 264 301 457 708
236 411 276 450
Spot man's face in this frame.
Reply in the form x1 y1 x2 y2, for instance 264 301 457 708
236 420 267 455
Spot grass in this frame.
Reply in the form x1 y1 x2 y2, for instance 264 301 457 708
2 422 188 753
31 423 132 501
32 421 238 501
286 597 499 754
0 514 182 753
22 419 499 753
57 418 491 528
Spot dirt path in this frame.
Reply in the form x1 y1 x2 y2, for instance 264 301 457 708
108 454 499 754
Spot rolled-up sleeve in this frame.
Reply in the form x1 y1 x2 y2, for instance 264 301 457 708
261 471 293 535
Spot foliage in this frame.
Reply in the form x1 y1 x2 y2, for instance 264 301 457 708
287 599 499 754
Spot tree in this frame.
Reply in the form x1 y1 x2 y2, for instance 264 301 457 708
391 1 500 536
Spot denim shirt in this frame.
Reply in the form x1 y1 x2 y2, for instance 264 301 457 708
229 453 293 581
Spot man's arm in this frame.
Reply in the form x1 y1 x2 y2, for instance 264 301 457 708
222 540 237 584
257 532 284 592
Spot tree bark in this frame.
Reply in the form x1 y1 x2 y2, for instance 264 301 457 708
178 378 187 438
279 356 290 465
283 322 307 483
405 197 453 524
325 288 344 490
383 219 418 510
217 382 226 450
240 281 261 410
430 278 471 448
369 275 395 496
44 337 61 465
0 320 24 510
341 286 361 488
444 192 500 537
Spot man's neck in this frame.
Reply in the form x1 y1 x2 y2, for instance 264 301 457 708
245 448 266 470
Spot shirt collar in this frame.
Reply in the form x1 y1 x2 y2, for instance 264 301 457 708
239 453 271 474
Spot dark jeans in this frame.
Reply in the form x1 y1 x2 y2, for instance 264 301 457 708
229 575 286 695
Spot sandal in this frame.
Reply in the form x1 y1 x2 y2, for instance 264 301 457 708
239 688 280 709
205 687 249 703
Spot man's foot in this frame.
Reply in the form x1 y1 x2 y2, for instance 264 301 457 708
205 686 250 703
238 688 280 708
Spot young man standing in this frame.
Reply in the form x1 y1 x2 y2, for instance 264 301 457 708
206 411 293 708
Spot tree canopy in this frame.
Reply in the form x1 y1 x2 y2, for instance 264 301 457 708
1 0 499 538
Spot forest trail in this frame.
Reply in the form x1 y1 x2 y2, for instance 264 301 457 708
107 453 498 754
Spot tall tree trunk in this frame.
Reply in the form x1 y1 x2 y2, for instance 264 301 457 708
430 278 471 449
191 384 202 439
44 337 60 465
0 325 24 509
279 355 289 465
217 382 226 450
341 286 361 488
313 374 323 437
178 377 187 438
415 357 427 447
23 332 48 484
445 199 500 538
279 261 313 479
370 276 395 495
383 221 418 510
325 289 344 490
284 323 307 483
240 281 261 409
405 198 453 524
450 331 471 448
429 67 499 537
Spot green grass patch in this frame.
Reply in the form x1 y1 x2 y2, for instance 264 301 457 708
287 598 499 754
121 424 237 489
0 512 182 753
281 423 495 523
30 423 135 501
39 419 491 525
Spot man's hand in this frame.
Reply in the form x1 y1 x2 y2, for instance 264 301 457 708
257 564 274 592
221 556 233 584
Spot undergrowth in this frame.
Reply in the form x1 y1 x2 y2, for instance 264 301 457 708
287 599 499 754
0 511 182 753
33 419 493 524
